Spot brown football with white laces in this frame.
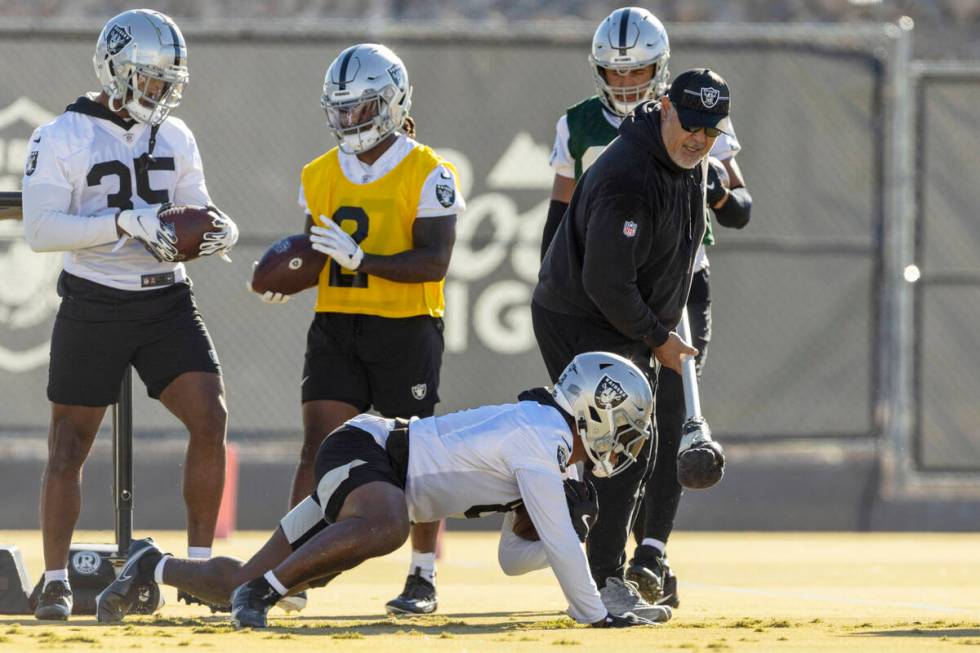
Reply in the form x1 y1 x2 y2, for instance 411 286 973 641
156 204 225 262
250 234 327 296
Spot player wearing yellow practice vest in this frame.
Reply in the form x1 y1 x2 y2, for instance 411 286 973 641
247 45 464 617
302 140 454 319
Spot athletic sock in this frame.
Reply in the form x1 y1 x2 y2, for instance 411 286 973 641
187 546 211 560
409 551 436 585
153 556 171 585
43 569 68 590
263 571 288 597
641 538 666 556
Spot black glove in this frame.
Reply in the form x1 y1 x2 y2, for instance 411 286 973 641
706 156 730 208
592 612 656 628
564 478 598 543
676 417 726 489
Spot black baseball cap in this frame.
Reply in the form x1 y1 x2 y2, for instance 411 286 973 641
667 68 733 136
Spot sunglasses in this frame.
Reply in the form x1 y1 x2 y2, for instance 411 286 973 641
681 123 723 138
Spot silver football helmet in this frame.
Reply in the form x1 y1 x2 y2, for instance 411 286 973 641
93 10 188 126
590 7 670 117
553 352 654 478
320 43 413 154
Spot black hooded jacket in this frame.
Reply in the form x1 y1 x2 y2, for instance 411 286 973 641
533 101 707 348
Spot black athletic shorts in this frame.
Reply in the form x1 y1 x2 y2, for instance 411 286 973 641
312 423 408 522
47 272 221 406
301 312 443 418
278 422 410 549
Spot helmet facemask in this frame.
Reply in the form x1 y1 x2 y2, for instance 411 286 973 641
577 402 652 478
322 84 409 155
591 56 670 117
110 62 187 126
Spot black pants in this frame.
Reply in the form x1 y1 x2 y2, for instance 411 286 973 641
633 268 712 550
531 300 658 587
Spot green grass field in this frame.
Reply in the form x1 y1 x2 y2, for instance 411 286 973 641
1 530 978 652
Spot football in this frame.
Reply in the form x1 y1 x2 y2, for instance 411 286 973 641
250 233 327 296
511 504 539 541
157 204 227 262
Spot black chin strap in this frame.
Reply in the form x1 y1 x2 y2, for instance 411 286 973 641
135 124 160 179
146 123 160 159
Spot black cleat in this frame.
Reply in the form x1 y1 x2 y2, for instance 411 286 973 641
96 538 163 623
385 567 437 616
625 549 680 608
34 580 72 620
658 561 680 608
625 550 666 606
178 589 230 613
230 577 282 629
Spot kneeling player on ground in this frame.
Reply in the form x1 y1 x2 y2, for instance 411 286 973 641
96 352 669 628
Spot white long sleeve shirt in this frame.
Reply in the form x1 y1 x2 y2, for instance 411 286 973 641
21 95 211 290
348 399 606 625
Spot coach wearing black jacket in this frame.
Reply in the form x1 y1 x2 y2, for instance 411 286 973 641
532 69 733 613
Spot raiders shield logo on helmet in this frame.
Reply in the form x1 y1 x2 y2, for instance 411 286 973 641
411 383 427 400
595 375 628 409
106 24 133 55
435 184 455 208
388 64 404 88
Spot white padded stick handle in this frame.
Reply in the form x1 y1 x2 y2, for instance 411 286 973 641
677 307 702 420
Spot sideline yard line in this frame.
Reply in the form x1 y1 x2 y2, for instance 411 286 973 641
684 582 971 614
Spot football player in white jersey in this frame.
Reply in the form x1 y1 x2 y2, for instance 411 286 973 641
542 7 753 612
96 352 670 629
22 10 238 620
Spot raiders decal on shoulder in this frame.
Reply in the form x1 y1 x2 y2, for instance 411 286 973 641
25 151 38 176
436 184 455 208
557 445 568 473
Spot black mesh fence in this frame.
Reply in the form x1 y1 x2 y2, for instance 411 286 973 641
0 24 894 445
913 71 980 471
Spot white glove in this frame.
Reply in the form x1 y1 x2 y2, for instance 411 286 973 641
199 205 239 261
246 280 289 304
310 219 363 271
115 205 178 262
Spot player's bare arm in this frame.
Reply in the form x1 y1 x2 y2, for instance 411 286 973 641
360 215 455 282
